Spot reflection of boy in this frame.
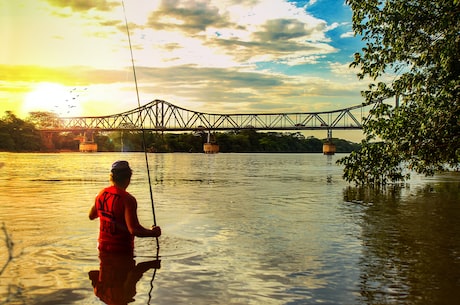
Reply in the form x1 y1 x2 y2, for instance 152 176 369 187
89 252 161 305
89 160 161 255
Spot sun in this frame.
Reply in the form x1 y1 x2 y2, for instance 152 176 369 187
22 82 84 117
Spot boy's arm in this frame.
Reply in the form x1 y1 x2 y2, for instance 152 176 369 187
124 197 161 237
89 203 98 220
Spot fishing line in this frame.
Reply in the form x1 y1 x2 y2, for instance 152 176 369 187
121 0 159 248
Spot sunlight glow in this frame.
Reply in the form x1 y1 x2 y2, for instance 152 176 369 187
22 82 84 117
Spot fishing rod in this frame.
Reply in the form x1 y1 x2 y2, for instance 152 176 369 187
121 0 159 249
147 246 161 305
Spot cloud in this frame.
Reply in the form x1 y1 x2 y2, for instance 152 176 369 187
45 0 118 12
328 61 359 77
147 0 234 34
115 0 336 68
253 18 324 42
38 0 343 70
1 0 367 125
0 61 364 118
340 31 355 38
0 65 125 85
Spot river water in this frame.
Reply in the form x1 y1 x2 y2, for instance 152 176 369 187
0 152 459 305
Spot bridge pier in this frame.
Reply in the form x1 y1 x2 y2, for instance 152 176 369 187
323 129 336 155
203 131 219 154
75 131 98 152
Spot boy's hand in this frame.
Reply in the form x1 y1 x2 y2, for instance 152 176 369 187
151 225 161 237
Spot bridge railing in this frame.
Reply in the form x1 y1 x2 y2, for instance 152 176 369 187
40 99 380 132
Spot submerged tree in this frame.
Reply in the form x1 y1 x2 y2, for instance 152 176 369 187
338 0 460 185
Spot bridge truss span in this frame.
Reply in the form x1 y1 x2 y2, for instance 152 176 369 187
46 99 380 132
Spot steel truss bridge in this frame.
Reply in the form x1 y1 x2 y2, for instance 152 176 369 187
40 99 379 135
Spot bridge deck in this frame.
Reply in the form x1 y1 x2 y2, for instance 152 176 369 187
38 99 379 132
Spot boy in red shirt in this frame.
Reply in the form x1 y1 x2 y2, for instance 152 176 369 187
89 160 161 255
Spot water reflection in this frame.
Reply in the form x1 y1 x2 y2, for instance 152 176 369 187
342 181 460 305
2 153 459 304
89 251 161 305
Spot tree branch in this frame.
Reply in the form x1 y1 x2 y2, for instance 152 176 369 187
0 222 14 276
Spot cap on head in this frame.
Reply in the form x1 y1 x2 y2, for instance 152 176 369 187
111 160 131 171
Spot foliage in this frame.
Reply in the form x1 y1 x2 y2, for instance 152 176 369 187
53 132 80 151
106 130 360 153
26 111 61 129
0 112 41 152
338 0 460 185
94 134 115 152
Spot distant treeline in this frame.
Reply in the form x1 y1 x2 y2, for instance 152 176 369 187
0 111 361 153
110 130 361 153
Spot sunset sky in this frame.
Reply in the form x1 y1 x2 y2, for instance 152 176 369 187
1 0 368 123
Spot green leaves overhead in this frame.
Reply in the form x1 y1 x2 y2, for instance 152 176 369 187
338 0 460 185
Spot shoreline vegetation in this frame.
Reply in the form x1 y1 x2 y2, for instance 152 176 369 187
0 111 361 153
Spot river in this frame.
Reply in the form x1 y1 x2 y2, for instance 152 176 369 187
0 152 459 305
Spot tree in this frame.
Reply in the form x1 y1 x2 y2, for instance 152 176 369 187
95 134 115 152
0 112 41 151
338 0 460 185
26 111 62 129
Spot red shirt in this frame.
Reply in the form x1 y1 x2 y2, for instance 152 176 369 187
94 186 135 254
